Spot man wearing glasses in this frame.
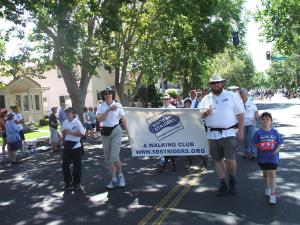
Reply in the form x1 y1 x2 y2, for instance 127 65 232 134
200 74 244 196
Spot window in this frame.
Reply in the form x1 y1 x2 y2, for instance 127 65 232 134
23 95 29 111
42 97 47 102
57 68 62 78
0 95 5 108
59 96 65 105
16 95 21 108
35 95 40 110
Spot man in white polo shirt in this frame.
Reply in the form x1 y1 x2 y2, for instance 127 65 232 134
200 74 244 196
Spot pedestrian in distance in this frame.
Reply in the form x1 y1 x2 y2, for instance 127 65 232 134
252 112 283 205
5 113 22 164
191 92 201 109
97 87 130 189
239 88 259 160
200 74 245 196
159 94 177 173
83 107 92 137
12 105 25 144
49 107 60 152
58 103 67 127
88 106 97 137
0 109 8 159
61 107 85 191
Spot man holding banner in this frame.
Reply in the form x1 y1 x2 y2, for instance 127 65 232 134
200 74 244 196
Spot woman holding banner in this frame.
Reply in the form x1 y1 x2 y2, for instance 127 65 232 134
97 87 130 189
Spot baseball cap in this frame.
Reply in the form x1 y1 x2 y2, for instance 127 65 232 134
65 107 76 113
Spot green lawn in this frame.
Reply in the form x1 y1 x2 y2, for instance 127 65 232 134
25 130 50 140
0 125 51 145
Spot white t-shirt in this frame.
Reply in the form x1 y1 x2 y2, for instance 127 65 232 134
161 104 176 109
200 90 245 139
243 98 258 126
190 99 201 109
98 101 125 127
62 118 85 149
13 112 24 130
83 112 91 124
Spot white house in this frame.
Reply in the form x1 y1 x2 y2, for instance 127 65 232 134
35 67 115 115
0 76 43 121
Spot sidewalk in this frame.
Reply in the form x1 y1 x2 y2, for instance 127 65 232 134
0 130 129 166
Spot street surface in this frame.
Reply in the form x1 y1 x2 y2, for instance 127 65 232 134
0 94 299 225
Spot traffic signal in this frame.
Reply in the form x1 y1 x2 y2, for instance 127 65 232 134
266 51 271 60
232 32 239 46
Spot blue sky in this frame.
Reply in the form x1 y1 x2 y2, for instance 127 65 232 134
245 0 272 72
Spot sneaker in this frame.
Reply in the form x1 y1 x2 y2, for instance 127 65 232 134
106 179 118 189
265 187 271 197
118 175 126 188
63 183 72 191
269 194 276 204
73 184 81 191
217 184 228 196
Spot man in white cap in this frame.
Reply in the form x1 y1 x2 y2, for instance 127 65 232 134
200 74 244 196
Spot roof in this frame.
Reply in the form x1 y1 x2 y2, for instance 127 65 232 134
0 76 14 85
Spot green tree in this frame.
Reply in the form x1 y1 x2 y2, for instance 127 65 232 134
257 0 300 55
265 56 297 89
1 0 125 120
209 48 256 89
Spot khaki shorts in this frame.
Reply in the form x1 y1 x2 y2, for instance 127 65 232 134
209 136 237 161
102 125 122 164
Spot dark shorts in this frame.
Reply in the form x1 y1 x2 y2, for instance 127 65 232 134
209 136 237 161
258 163 278 170
91 124 96 129
8 140 22 151
19 130 25 141
1 132 7 138
85 123 93 131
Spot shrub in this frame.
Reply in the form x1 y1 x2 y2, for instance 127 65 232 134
39 119 48 126
44 115 49 119
166 89 178 99
23 121 38 133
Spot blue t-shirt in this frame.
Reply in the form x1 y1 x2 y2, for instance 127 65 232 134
88 111 96 124
252 128 283 164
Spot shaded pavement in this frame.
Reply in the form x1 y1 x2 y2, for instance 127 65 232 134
0 94 299 225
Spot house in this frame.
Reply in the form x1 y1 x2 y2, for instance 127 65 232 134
0 76 43 122
35 67 115 115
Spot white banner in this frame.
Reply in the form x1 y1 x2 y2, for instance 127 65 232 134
124 107 209 157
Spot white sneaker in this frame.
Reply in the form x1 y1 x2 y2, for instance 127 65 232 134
118 175 126 187
269 194 276 204
265 187 271 197
106 179 118 189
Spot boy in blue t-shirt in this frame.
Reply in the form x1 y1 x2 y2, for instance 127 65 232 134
252 112 283 205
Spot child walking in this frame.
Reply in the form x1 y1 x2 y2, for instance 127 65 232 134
252 112 283 204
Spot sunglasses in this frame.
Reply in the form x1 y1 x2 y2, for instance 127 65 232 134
104 92 113 95
210 81 222 85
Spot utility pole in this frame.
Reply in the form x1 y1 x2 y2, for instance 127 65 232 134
160 59 165 94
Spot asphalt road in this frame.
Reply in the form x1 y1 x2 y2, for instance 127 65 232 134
0 94 299 225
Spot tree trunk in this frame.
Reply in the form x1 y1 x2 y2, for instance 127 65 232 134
182 70 190 98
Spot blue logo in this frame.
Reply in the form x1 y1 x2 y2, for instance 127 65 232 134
149 114 180 134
